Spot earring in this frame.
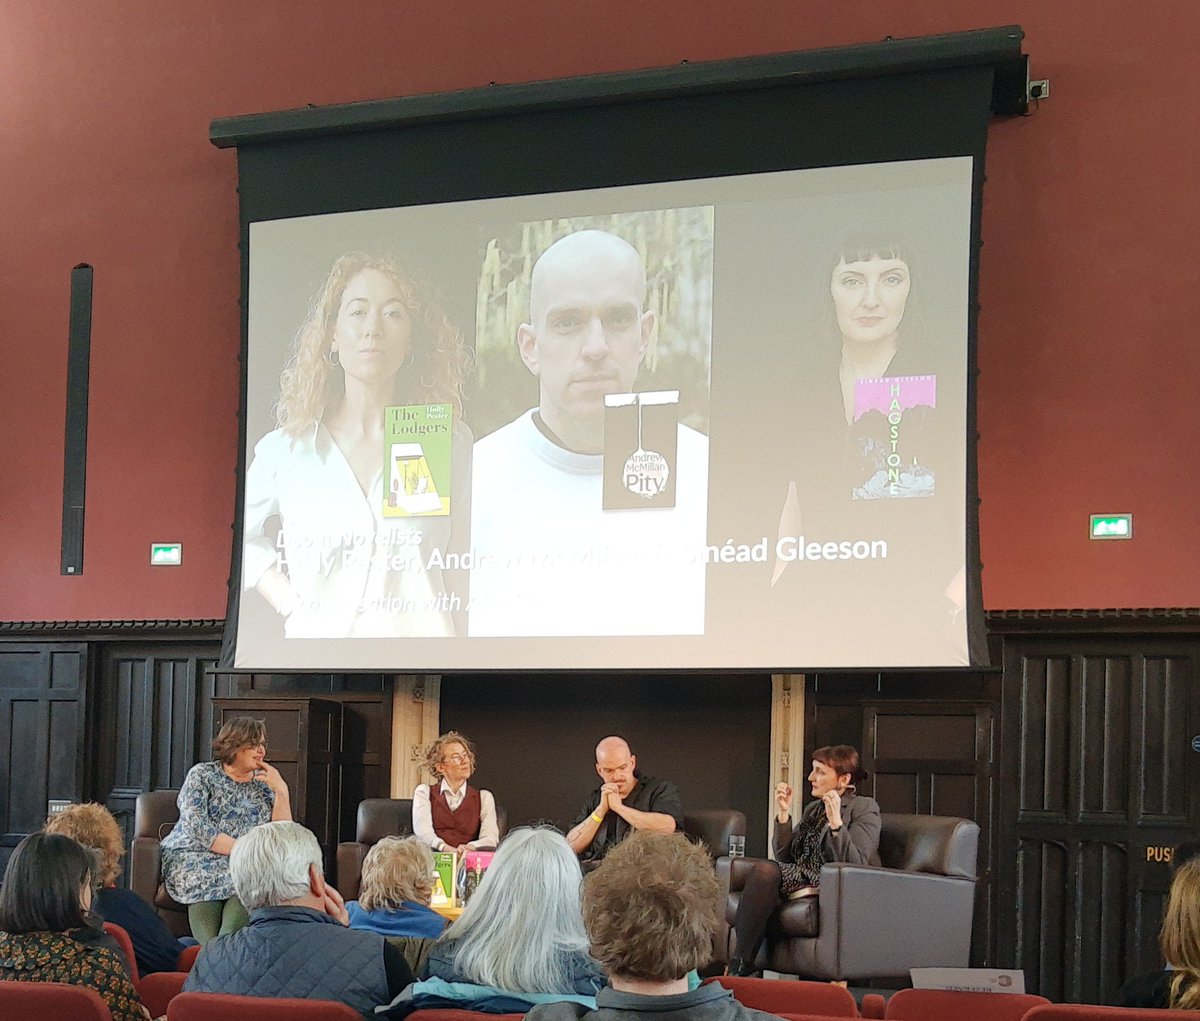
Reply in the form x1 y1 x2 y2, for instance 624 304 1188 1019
324 348 340 367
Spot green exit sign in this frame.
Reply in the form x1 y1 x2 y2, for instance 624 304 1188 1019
150 542 183 565
1090 514 1132 540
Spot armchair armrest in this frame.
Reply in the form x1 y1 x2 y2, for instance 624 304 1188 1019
813 862 975 979
336 841 368 901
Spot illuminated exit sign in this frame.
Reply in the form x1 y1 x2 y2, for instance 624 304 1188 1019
1089 514 1132 540
150 542 183 565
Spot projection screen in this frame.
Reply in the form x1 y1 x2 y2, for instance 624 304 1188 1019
216 28 1028 672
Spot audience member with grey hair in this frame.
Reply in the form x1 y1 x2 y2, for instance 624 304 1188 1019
346 835 446 938
421 826 605 995
184 821 414 1017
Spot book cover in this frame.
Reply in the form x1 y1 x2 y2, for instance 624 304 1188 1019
602 390 680 510
431 850 457 905
850 374 937 500
383 403 454 517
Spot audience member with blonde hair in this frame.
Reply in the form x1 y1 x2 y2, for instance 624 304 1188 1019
422 826 604 995
347 835 446 938
1162 859 1200 1010
528 832 780 1021
45 802 188 974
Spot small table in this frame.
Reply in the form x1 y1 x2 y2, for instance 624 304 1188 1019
432 902 463 921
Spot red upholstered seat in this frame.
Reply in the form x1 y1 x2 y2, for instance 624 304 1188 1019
176 944 201 972
166 991 364 1020
103 921 139 983
405 1012 527 1020
883 988 1050 1021
137 971 188 1018
705 975 859 1016
1022 1005 1200 1021
0 980 113 1020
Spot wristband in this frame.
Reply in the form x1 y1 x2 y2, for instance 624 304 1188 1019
590 812 603 823
829 826 842 834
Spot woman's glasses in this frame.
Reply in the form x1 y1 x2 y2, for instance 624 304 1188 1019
442 752 470 765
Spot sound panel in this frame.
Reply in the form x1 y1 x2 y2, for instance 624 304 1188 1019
61 263 93 576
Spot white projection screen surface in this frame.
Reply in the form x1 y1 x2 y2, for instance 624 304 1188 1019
218 35 1024 672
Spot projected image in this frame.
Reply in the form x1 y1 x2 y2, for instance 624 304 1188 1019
240 252 472 639
466 211 713 637
232 156 976 670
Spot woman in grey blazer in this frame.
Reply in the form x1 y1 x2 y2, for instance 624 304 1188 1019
728 745 880 976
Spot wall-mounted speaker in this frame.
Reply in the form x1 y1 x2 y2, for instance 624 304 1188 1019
61 263 92 576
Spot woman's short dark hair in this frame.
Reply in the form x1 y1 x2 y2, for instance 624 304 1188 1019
0 832 93 933
212 717 267 765
812 744 868 785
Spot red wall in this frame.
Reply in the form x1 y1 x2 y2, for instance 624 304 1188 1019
2 1 1196 621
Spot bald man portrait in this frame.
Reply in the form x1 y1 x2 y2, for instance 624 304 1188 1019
467 227 710 638
566 736 683 863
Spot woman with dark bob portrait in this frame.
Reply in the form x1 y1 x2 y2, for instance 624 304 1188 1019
159 717 290 943
0 832 149 1020
413 730 499 854
45 802 188 975
242 251 472 639
727 745 880 976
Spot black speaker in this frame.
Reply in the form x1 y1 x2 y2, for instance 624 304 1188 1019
61 263 93 576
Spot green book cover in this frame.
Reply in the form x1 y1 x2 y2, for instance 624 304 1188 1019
432 850 457 904
383 403 453 517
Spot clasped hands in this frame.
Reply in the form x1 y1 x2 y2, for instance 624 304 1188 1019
595 783 626 818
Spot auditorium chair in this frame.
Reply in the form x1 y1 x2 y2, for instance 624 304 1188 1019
103 921 139 981
167 992 363 1020
718 813 979 981
1022 1006 1200 1021
335 797 508 900
129 788 191 937
704 975 858 1016
0 981 112 1020
882 988 1050 1021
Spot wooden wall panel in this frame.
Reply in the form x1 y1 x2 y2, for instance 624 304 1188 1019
0 643 87 873
999 637 1200 1003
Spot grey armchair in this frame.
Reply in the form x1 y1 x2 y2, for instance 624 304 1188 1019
718 813 979 981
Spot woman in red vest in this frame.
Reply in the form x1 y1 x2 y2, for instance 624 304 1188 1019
412 731 499 853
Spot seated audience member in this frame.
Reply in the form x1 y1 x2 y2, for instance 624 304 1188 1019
729 744 880 976
1119 853 1200 1009
413 730 499 853
185 820 414 1016
528 831 780 1020
347 835 446 938
0 832 149 1021
422 826 605 995
567 736 683 863
45 801 189 975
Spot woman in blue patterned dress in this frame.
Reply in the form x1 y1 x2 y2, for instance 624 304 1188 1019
160 717 291 943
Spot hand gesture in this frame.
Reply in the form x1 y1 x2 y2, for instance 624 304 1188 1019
601 782 623 810
256 761 288 796
821 789 843 830
321 881 350 926
774 781 793 817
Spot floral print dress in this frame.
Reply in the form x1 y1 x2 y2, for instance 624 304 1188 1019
0 930 146 1021
160 760 275 904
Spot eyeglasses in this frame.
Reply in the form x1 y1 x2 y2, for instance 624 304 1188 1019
442 752 470 764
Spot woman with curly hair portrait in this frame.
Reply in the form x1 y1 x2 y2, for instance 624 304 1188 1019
413 731 499 854
242 251 473 638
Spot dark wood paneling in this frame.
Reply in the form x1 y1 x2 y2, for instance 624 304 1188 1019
0 643 88 873
998 638 1200 1004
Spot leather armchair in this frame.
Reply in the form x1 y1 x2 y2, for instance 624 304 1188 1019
718 813 979 981
129 789 191 937
336 797 508 901
683 808 747 860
